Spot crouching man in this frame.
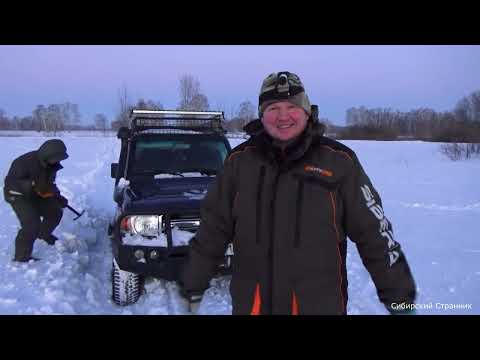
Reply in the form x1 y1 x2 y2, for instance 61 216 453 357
3 139 69 262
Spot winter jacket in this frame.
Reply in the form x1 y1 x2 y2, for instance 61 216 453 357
181 120 416 315
4 139 68 203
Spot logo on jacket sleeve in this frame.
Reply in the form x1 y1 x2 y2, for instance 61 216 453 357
360 184 400 266
304 165 333 177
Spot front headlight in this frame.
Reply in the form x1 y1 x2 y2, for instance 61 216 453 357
120 215 163 237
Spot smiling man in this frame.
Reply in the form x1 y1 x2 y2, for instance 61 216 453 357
180 71 417 315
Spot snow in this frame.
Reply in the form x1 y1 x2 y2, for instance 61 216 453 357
121 227 193 247
122 233 168 247
183 189 207 200
0 134 479 314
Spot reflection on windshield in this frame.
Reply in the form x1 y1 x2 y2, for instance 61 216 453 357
130 136 227 176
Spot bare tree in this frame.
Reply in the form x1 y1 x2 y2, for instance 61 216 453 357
15 116 34 130
236 100 255 129
94 113 108 135
178 74 200 110
0 108 10 129
319 117 332 126
470 91 480 121
29 103 79 133
112 84 133 130
455 97 471 122
177 74 209 111
32 105 47 132
346 107 358 126
58 102 82 130
190 94 209 111
225 100 256 133
67 102 81 129
135 98 164 110
237 101 255 121
46 104 65 135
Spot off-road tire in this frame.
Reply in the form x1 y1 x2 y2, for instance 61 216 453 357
112 258 144 306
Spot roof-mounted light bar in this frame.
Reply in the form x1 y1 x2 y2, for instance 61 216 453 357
131 109 223 117
129 108 226 134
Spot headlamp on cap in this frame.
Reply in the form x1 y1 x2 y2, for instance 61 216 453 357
258 71 312 118
276 72 290 96
260 71 304 104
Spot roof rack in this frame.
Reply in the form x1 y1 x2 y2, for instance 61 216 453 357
129 109 225 133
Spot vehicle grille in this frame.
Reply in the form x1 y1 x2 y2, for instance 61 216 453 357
169 215 200 232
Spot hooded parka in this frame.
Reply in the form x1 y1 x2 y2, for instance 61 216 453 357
4 139 68 201
4 139 68 261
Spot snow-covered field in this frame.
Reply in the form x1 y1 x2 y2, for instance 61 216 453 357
0 134 479 315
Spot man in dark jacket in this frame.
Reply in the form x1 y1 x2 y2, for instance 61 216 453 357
4 139 69 262
180 71 416 315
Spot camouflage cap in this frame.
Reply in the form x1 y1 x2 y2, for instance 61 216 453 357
258 71 311 117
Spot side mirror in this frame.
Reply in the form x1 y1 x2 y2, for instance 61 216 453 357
111 163 119 178
117 127 130 139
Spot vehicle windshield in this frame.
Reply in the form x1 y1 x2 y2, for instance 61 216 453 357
128 134 229 177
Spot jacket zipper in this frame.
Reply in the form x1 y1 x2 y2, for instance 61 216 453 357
267 170 280 314
294 180 304 248
255 166 266 244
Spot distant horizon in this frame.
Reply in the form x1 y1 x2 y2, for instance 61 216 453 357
1 45 479 125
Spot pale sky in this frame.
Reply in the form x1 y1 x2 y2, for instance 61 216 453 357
1 45 479 125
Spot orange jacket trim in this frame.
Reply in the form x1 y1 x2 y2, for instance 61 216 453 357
292 291 299 315
321 145 353 162
330 191 346 314
227 146 256 162
250 283 261 315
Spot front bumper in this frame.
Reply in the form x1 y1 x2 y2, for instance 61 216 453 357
114 243 232 281
110 213 232 280
116 244 189 280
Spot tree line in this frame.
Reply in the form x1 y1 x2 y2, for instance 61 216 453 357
340 90 480 142
0 74 326 134
1 74 479 144
0 102 81 134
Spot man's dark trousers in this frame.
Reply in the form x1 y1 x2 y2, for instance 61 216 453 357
9 197 62 261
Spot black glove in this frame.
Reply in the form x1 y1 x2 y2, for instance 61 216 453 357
33 180 58 198
57 195 68 208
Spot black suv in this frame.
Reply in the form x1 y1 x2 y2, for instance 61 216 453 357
108 109 233 306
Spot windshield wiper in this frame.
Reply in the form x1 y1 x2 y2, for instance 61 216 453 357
136 170 185 177
181 168 217 176
156 171 185 177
